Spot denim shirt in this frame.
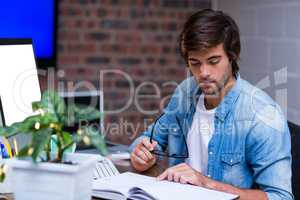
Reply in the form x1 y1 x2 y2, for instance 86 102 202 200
130 75 293 200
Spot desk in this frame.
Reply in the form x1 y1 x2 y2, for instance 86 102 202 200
115 157 168 176
3 158 168 200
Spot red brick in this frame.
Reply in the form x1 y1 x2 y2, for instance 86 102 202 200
58 55 80 65
55 0 210 142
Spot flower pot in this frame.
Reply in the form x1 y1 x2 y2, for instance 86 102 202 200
10 153 97 200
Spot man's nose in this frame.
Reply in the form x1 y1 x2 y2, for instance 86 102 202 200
200 64 211 79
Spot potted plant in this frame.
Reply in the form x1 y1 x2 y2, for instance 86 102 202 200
0 90 107 200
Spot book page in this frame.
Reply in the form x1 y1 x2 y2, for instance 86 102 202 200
128 187 157 200
92 172 157 199
92 177 129 198
93 172 238 200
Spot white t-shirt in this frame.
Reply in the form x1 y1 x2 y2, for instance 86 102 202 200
186 94 216 175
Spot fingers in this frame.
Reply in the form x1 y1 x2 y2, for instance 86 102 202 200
179 176 188 184
135 138 157 161
141 137 157 151
131 152 146 165
130 137 158 171
158 169 193 184
168 169 173 181
173 171 180 182
157 165 181 181
132 147 150 163
157 167 189 182
134 137 158 162
157 169 168 181
140 146 154 160
156 163 205 186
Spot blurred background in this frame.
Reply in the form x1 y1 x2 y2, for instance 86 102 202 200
48 0 211 144
1 0 300 199
56 0 300 145
1 0 300 198
1 0 299 146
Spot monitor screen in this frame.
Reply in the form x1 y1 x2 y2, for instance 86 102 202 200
0 40 41 126
0 0 57 68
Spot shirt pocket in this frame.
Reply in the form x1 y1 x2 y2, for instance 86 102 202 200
168 125 183 150
168 125 181 136
168 125 188 158
221 153 242 166
221 153 245 187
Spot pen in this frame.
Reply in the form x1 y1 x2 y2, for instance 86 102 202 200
2 137 13 159
13 137 18 156
0 142 3 159
11 148 15 157
0 143 8 158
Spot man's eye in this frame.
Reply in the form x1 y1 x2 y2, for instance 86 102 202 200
209 59 220 65
190 62 201 67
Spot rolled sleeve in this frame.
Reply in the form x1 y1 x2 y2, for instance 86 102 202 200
246 111 293 200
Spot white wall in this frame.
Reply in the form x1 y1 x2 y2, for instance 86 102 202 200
213 0 300 125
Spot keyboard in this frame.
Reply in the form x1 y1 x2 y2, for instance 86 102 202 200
0 195 8 200
93 157 119 180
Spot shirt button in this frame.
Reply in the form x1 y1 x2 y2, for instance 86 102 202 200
207 174 211 178
230 159 233 163
209 152 213 155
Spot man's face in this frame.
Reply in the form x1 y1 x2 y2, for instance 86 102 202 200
187 43 235 97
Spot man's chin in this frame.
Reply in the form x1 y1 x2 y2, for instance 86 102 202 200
201 89 219 97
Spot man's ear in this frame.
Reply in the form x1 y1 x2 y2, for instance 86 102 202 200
229 51 239 62
185 61 189 67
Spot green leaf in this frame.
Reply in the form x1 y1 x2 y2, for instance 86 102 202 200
64 106 76 126
83 126 107 155
0 164 6 183
40 90 66 121
31 128 52 162
61 131 73 147
40 113 60 125
19 114 58 132
17 145 32 158
0 89 107 163
32 101 42 111
21 115 41 131
0 122 23 138
65 104 102 124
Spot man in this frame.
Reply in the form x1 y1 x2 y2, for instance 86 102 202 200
130 9 293 200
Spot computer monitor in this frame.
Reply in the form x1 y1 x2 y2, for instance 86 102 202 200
0 97 5 128
0 39 41 127
0 0 58 69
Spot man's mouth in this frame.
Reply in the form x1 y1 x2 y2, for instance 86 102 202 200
199 80 214 87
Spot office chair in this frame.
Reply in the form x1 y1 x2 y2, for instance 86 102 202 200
288 121 300 200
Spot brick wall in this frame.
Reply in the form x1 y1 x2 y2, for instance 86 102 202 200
55 0 211 144
214 0 300 125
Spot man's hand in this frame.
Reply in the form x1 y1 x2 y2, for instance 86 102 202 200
157 163 211 187
130 137 158 172
157 163 268 200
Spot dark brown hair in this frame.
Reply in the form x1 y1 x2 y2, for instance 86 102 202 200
179 9 241 77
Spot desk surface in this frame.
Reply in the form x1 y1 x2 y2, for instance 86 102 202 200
3 158 168 200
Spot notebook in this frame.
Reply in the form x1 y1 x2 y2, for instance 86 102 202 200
92 172 239 200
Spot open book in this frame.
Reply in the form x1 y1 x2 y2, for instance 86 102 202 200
92 172 239 200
